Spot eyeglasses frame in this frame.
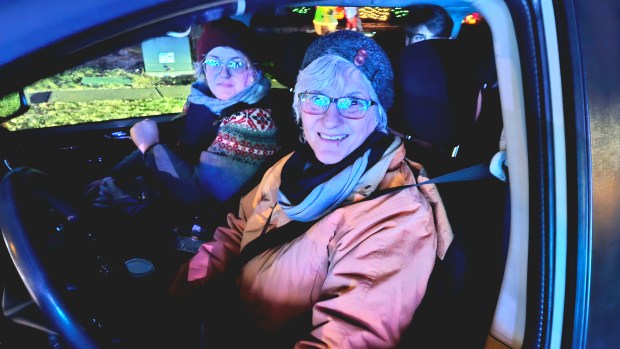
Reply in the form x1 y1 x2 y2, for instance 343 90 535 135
203 58 249 76
298 92 377 120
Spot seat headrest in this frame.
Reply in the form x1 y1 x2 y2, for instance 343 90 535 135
270 32 318 88
392 39 481 149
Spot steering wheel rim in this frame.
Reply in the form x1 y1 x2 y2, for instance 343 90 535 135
0 167 126 349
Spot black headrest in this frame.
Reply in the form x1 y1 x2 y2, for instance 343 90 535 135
391 39 480 150
270 32 318 88
457 21 497 88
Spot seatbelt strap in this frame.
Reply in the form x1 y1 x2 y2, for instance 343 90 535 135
366 162 495 199
233 162 495 272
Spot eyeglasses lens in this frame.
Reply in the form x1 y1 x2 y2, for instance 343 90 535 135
300 93 370 119
204 59 246 75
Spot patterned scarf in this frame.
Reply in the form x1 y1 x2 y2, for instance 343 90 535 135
278 131 395 222
187 71 271 115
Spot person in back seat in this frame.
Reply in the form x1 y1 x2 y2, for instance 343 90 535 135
404 5 454 46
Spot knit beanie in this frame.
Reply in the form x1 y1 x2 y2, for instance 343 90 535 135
196 17 255 62
300 30 395 109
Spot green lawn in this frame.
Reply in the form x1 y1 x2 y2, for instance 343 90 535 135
27 66 195 91
3 98 186 130
3 63 193 131
0 92 21 117
1 54 281 131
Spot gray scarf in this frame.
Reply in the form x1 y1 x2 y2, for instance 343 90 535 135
187 71 271 115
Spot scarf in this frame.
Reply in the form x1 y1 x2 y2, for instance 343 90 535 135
278 131 396 222
187 71 272 115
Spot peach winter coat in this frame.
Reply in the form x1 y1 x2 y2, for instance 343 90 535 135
187 138 453 348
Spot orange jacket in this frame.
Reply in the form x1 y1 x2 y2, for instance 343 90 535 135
188 139 452 348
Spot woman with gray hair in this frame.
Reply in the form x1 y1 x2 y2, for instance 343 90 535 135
171 30 452 348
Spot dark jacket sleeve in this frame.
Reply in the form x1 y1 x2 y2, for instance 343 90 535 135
142 143 213 204
141 143 260 205
108 149 148 180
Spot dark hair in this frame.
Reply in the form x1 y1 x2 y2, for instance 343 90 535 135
405 5 454 38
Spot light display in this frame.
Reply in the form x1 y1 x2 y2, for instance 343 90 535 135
462 12 482 24
391 8 409 19
358 7 391 21
313 6 338 35
291 7 312 14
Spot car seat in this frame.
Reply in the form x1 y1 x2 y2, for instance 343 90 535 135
261 31 317 155
392 39 509 349
390 39 481 174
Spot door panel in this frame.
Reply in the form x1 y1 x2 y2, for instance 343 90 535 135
2 114 179 189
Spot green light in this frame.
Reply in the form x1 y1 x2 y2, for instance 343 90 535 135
292 7 311 14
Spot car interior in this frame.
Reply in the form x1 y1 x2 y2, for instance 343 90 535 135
0 1 531 348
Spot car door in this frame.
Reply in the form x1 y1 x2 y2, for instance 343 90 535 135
493 0 619 348
564 0 620 348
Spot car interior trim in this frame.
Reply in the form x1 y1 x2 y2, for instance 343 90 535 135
541 0 569 347
236 0 246 16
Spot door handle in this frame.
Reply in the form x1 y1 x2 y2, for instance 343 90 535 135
105 131 131 140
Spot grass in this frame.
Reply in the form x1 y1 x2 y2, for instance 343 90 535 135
0 92 21 117
3 57 194 131
3 98 186 131
27 66 195 91
2 46 278 131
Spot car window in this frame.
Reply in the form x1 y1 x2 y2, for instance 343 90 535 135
1 6 484 133
2 39 196 131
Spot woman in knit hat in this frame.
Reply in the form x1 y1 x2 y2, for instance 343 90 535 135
88 17 280 239
170 29 452 348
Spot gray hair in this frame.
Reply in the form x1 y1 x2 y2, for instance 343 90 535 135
292 54 388 134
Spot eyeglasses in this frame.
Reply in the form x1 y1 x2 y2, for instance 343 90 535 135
298 92 377 120
203 58 248 76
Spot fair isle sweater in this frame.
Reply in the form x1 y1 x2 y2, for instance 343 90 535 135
141 99 280 205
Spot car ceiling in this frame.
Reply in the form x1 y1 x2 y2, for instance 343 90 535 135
1 0 166 66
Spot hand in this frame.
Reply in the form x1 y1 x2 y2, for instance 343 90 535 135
130 119 159 153
91 177 130 208
91 177 150 215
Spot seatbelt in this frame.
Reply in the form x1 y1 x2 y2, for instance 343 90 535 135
232 162 497 272
366 162 495 199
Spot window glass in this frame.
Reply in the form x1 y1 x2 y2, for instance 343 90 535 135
3 40 196 131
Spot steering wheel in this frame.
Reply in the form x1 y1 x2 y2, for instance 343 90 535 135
0 167 144 348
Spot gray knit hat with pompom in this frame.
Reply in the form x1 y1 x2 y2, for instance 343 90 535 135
300 30 394 109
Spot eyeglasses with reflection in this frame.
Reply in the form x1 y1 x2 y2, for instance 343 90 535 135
298 92 377 120
203 58 248 76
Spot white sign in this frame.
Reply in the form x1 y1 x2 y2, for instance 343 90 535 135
159 52 175 64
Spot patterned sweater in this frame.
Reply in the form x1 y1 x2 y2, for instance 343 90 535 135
141 99 280 205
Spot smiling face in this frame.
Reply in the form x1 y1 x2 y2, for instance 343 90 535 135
204 46 255 100
301 66 378 164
